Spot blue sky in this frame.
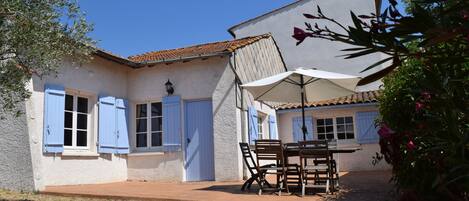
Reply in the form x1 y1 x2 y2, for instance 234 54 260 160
78 0 405 57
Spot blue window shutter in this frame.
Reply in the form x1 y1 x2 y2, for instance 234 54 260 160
115 98 130 154
99 96 116 153
268 115 278 139
305 116 314 140
248 106 258 144
292 116 313 142
43 84 65 153
356 111 379 144
163 95 181 152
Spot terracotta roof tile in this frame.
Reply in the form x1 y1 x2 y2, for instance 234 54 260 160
276 90 381 110
128 34 271 63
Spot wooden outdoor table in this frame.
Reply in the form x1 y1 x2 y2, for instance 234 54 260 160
283 145 361 192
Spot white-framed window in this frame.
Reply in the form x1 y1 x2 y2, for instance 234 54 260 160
315 116 355 140
64 93 90 149
136 102 163 148
336 116 354 140
257 116 264 140
316 118 334 140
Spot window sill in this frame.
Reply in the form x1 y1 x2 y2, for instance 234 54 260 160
62 151 99 157
128 152 165 157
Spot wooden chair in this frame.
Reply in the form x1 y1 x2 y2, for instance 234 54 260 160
298 140 332 196
313 140 339 188
255 139 288 195
239 142 273 191
283 143 301 190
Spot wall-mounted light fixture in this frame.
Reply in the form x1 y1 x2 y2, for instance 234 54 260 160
165 79 174 95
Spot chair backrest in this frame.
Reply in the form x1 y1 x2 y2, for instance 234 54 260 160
284 142 300 157
298 140 329 160
255 139 284 166
239 142 257 175
327 139 338 148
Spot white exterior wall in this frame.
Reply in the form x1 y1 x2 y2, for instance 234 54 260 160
126 56 243 181
277 105 391 171
231 0 387 91
25 57 130 190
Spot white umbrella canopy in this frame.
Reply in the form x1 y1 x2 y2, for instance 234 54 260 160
241 68 361 141
242 68 360 103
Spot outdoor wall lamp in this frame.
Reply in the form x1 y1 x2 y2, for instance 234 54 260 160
165 79 174 95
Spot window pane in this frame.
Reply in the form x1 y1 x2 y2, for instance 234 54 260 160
151 103 162 116
347 133 355 139
336 117 344 124
151 117 162 132
151 132 162 147
77 97 88 113
77 130 87 146
136 104 147 118
64 129 72 146
345 116 353 123
136 119 147 132
136 133 147 147
317 119 324 125
346 124 354 132
77 114 87 129
317 126 325 133
326 125 334 133
337 125 345 132
326 134 334 140
338 133 345 139
318 134 325 140
65 95 73 111
325 118 333 125
64 112 73 128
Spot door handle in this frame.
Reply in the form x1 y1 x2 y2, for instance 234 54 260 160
187 138 191 144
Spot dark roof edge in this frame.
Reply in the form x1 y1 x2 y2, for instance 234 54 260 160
94 49 141 68
140 52 231 67
228 0 308 37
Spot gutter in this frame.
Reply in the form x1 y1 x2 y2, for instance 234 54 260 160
276 102 379 114
139 52 231 67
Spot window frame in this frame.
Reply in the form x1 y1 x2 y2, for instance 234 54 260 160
134 101 164 152
63 91 91 151
314 114 356 142
336 116 355 140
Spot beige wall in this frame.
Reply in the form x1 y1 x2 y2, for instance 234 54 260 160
126 56 241 181
26 57 130 190
277 105 391 171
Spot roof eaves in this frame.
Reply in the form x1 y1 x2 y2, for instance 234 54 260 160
94 49 141 68
139 51 231 67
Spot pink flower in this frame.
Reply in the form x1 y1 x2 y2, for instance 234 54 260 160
421 91 431 100
415 101 425 112
292 27 312 45
407 140 416 151
378 124 394 138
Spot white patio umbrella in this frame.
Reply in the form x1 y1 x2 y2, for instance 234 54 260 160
241 68 361 141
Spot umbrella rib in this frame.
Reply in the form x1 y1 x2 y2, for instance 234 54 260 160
304 78 320 85
255 80 298 101
284 78 300 85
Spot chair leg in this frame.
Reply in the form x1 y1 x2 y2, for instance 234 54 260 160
278 180 283 196
241 179 250 191
301 181 305 197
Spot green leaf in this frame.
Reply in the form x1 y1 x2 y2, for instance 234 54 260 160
360 57 394 73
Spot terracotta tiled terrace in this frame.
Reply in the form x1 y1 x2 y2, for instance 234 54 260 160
42 171 395 201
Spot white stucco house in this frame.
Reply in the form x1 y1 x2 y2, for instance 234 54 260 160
229 0 390 172
0 34 287 191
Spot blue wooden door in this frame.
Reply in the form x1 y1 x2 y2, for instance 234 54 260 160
184 100 215 181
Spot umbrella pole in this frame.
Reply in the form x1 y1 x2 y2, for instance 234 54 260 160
300 75 307 141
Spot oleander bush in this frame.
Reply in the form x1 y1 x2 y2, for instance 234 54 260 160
293 0 469 200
